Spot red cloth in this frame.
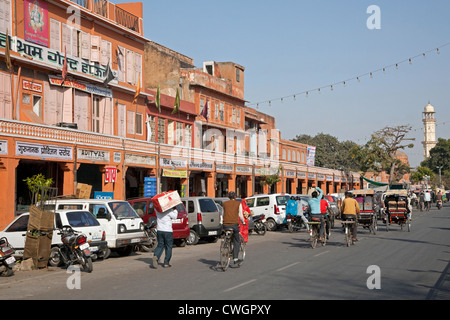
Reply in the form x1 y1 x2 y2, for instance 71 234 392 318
320 199 329 214
239 199 251 243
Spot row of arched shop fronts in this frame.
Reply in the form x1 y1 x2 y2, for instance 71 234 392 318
0 134 360 228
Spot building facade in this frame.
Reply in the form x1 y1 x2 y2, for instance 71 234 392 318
0 0 361 229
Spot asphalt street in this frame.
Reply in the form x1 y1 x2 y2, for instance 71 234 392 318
1 205 449 301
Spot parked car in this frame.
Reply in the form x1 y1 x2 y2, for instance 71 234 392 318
0 210 108 260
42 199 146 256
245 194 290 231
181 197 222 245
128 197 189 247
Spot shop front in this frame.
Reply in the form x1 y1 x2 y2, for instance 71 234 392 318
235 165 252 198
216 163 234 197
284 169 296 194
297 172 307 194
159 157 188 196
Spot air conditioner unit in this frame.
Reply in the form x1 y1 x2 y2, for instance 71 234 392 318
56 122 78 130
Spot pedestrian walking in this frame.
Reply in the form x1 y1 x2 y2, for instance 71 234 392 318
151 206 178 268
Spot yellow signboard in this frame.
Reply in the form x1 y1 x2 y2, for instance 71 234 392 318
162 169 188 178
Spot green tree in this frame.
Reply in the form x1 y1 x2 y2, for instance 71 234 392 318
421 138 450 188
410 166 435 184
350 125 414 184
292 133 359 171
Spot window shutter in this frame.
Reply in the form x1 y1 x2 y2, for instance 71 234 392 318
0 0 11 34
50 19 61 51
62 24 71 55
72 29 79 58
74 90 89 131
90 35 100 63
0 72 12 119
81 32 90 60
117 46 125 82
62 88 73 123
134 52 142 84
118 104 126 137
99 97 112 135
127 110 135 135
126 49 134 84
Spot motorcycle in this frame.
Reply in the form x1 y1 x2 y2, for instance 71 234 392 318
251 214 267 235
49 226 93 273
0 237 16 277
437 200 443 210
140 216 158 252
286 214 304 233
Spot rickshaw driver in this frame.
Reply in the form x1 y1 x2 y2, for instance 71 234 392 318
341 191 360 242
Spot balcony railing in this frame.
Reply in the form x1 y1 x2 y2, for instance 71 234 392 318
93 0 108 18
68 0 89 10
115 6 140 33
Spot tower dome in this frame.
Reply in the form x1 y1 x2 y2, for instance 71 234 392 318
424 102 435 113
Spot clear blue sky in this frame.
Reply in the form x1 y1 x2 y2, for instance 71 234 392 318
113 0 450 168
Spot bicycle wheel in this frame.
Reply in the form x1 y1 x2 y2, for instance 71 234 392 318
311 226 318 249
345 225 352 247
219 238 232 271
236 235 246 267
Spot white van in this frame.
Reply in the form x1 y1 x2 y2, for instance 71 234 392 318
43 199 146 256
0 210 108 259
245 194 290 231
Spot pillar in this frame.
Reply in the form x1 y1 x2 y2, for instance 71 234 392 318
228 173 236 193
207 172 215 198
246 176 253 198
0 158 20 228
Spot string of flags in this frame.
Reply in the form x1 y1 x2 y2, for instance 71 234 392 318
249 41 450 109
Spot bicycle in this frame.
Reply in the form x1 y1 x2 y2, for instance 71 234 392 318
307 216 326 249
218 227 245 271
341 220 356 247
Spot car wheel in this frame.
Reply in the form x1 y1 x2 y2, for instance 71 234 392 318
187 230 199 245
265 218 277 231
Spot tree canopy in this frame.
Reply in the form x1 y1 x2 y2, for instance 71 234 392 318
292 133 360 171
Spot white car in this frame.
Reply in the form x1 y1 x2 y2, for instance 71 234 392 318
0 210 108 260
245 194 290 231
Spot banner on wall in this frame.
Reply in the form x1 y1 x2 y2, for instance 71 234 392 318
24 0 49 47
306 146 316 167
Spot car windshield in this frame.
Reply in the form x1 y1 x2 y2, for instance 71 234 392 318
108 202 140 219
276 196 290 206
66 211 100 227
199 199 218 212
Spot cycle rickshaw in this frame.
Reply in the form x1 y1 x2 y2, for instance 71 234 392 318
383 190 411 232
352 189 377 235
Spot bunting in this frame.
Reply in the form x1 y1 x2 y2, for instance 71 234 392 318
172 87 180 114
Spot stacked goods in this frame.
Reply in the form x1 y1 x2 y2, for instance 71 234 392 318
23 206 55 268
144 177 157 198
76 183 92 199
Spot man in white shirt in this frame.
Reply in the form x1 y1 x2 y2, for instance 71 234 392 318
151 206 178 269
424 191 431 211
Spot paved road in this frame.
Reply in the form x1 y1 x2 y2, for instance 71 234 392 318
1 205 449 301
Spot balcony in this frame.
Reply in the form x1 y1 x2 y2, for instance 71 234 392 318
67 0 143 36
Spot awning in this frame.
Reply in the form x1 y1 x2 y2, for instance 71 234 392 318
362 176 388 187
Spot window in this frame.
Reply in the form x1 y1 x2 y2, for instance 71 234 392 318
215 102 219 120
219 103 224 121
246 198 255 207
176 122 183 146
147 115 156 142
135 113 143 135
50 19 61 52
167 120 174 145
256 197 270 207
199 199 218 212
237 109 240 125
131 201 147 217
158 118 165 143
232 108 235 124
6 215 29 232
236 67 240 82
66 211 100 227
33 95 42 118
93 97 100 133
184 124 192 147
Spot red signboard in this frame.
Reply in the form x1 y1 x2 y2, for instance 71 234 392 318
105 167 117 183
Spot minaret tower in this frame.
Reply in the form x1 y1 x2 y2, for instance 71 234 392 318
422 102 437 159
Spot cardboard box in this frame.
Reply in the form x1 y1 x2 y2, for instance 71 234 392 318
151 191 182 212
76 183 92 199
